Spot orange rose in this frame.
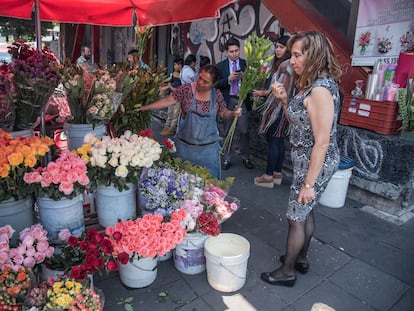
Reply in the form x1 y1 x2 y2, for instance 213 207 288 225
36 143 50 156
16 144 33 157
17 271 28 281
7 285 21 296
7 152 24 166
0 164 10 177
24 153 37 168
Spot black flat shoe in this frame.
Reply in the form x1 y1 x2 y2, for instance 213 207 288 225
260 272 296 287
222 160 231 170
279 255 309 274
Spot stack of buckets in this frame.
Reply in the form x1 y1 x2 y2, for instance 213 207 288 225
319 155 355 208
204 233 250 292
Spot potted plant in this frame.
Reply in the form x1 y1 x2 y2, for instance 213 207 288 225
23 149 90 239
110 27 170 136
76 130 162 227
0 130 54 237
173 182 240 275
42 228 118 285
0 224 54 271
5 40 60 134
26 277 104 310
60 63 118 151
0 266 33 310
105 210 187 288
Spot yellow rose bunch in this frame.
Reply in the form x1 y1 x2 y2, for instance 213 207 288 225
0 130 54 202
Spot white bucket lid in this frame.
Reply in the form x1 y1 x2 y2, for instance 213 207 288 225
204 233 250 265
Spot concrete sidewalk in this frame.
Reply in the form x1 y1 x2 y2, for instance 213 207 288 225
95 118 414 311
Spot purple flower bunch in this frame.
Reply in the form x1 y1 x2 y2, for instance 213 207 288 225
140 166 203 216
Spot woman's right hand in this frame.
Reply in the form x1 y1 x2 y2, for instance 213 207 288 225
271 82 288 102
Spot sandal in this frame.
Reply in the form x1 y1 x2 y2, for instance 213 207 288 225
254 174 274 188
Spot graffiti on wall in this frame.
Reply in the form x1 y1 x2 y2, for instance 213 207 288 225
342 127 383 180
173 0 284 65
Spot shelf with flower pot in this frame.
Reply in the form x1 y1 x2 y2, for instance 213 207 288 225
105 210 187 288
77 130 162 228
0 130 54 239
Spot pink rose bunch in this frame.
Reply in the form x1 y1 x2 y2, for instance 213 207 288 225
105 210 187 262
0 224 54 271
24 149 89 200
202 184 240 223
179 183 240 236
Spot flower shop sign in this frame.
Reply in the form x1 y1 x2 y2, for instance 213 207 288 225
352 0 414 66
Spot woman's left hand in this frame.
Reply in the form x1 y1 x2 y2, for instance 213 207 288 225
298 184 316 205
233 107 242 117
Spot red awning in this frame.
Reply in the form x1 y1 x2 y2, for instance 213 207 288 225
0 0 235 27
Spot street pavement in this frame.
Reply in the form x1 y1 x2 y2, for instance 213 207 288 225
95 118 414 311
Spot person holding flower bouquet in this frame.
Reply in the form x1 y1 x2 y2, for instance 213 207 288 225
253 35 295 188
138 65 241 179
261 31 341 287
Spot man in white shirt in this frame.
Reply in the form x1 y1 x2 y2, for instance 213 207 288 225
180 54 196 84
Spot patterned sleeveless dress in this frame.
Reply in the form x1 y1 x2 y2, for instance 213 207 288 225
286 76 340 221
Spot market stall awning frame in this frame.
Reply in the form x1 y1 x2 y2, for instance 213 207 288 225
0 0 235 27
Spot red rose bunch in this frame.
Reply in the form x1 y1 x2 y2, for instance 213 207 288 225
66 229 119 281
197 212 220 236
44 228 118 282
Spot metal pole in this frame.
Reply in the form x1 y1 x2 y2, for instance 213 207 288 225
34 0 42 50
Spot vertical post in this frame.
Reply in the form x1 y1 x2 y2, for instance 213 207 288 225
34 0 42 50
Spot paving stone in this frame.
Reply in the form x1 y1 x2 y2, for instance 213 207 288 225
389 288 414 311
289 279 377 311
329 259 408 310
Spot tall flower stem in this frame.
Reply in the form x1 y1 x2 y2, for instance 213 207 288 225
221 33 274 155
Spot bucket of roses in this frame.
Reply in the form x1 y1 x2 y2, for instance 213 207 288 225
41 228 119 288
173 183 240 275
76 130 162 227
105 210 187 288
0 223 54 310
0 130 54 240
25 277 104 311
23 149 90 240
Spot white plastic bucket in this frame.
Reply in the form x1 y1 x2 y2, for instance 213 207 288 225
95 183 137 228
64 123 106 151
204 233 250 292
41 264 65 282
0 197 34 242
173 232 208 274
37 194 85 240
319 169 352 208
10 129 34 138
119 256 158 288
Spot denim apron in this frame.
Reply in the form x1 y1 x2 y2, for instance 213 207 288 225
175 88 221 179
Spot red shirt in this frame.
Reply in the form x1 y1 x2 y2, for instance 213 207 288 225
173 83 227 118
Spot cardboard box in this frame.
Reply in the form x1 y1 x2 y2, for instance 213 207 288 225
339 95 402 135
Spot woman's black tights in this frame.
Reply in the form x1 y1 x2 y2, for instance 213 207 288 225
271 210 315 277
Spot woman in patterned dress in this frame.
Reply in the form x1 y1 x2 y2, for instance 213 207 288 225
261 31 342 287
